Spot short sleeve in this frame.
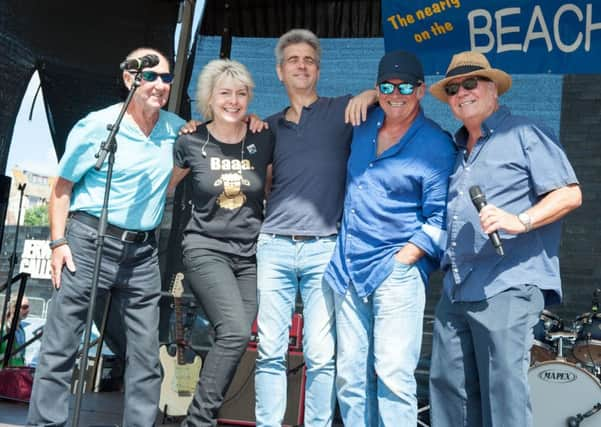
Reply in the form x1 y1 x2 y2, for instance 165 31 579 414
173 134 190 169
57 115 104 182
521 124 579 195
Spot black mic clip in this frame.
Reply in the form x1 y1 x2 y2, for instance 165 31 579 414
592 288 600 313
119 54 160 71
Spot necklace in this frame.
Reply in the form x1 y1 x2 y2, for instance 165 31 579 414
201 126 247 175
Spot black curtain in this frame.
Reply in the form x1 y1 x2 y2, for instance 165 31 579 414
0 0 180 165
200 0 382 38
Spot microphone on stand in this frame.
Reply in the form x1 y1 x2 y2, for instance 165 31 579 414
119 54 159 71
592 288 600 313
469 185 504 256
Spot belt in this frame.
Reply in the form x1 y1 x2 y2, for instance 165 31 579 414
69 211 154 243
275 234 336 242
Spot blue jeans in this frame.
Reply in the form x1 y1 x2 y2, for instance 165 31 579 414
255 234 337 427
429 284 544 427
335 261 425 427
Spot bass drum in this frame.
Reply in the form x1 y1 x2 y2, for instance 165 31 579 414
529 360 601 427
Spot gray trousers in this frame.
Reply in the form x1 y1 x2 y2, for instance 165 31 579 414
27 218 162 427
429 284 544 427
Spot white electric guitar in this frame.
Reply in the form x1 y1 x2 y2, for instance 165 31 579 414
158 272 202 417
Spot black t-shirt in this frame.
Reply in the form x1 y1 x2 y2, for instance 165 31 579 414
174 123 274 256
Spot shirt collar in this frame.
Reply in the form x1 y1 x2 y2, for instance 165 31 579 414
454 105 510 148
275 96 322 125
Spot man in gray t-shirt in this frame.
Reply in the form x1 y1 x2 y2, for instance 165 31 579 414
254 29 375 427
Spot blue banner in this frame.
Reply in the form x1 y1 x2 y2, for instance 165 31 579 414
382 1 601 74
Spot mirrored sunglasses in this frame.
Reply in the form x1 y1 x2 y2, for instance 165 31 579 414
378 81 421 95
138 71 174 84
444 76 491 96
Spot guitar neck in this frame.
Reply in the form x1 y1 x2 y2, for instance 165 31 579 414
173 297 185 365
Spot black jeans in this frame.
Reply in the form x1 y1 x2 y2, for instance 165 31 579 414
181 247 257 427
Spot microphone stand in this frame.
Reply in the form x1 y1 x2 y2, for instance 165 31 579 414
0 183 27 347
71 71 144 427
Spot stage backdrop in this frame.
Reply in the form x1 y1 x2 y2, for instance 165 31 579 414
383 0 601 74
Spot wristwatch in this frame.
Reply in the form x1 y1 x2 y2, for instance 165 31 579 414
517 212 532 233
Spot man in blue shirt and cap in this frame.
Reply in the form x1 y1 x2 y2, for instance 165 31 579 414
324 50 455 426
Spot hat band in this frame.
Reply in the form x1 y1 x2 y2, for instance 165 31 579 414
446 64 486 78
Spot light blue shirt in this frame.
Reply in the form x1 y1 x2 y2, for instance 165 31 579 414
325 107 456 298
58 103 185 230
442 106 579 305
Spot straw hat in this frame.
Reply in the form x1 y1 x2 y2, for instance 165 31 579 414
430 51 512 102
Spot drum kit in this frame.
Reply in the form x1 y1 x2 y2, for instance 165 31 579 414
529 290 601 427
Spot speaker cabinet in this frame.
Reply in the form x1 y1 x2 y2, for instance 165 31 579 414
217 348 305 427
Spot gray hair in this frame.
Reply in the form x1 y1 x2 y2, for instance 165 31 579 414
275 29 321 66
195 59 255 121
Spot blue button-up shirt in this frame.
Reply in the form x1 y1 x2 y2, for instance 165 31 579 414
442 106 579 305
325 107 456 297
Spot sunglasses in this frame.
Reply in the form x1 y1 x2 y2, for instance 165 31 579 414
378 81 421 95
20 304 29 309
134 70 174 84
444 76 491 96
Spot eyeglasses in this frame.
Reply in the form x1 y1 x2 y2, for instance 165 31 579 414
20 304 29 309
378 81 421 95
444 76 491 96
136 71 174 84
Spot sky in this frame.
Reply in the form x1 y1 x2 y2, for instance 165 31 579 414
5 0 206 179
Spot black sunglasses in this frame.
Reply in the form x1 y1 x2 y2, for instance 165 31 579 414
378 81 421 95
444 76 491 96
133 70 174 84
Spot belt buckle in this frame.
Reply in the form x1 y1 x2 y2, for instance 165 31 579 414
120 230 147 243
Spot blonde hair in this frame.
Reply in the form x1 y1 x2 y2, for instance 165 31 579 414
195 59 255 121
6 294 28 325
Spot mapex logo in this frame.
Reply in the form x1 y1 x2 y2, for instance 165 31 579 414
538 369 577 383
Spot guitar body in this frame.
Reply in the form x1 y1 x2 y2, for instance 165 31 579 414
158 272 203 417
158 345 202 416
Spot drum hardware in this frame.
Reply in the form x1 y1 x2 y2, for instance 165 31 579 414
572 289 601 365
531 310 564 364
566 402 601 427
546 330 577 359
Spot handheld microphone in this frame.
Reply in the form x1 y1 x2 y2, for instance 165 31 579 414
469 185 504 256
119 54 160 71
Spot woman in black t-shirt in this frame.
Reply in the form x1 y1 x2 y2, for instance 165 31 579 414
169 59 273 426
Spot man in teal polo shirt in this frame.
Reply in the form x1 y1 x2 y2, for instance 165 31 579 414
27 47 185 427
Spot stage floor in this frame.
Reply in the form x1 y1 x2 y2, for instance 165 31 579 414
0 392 181 427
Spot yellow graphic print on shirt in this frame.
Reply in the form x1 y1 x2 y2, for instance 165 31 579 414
214 172 250 210
211 157 253 210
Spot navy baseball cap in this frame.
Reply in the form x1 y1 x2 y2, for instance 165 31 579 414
377 50 424 85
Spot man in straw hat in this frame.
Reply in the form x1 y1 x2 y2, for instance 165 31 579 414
324 50 455 426
428 50 582 426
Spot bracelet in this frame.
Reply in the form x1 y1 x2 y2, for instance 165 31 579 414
49 237 68 250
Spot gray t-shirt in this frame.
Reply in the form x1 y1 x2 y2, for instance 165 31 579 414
262 95 353 236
